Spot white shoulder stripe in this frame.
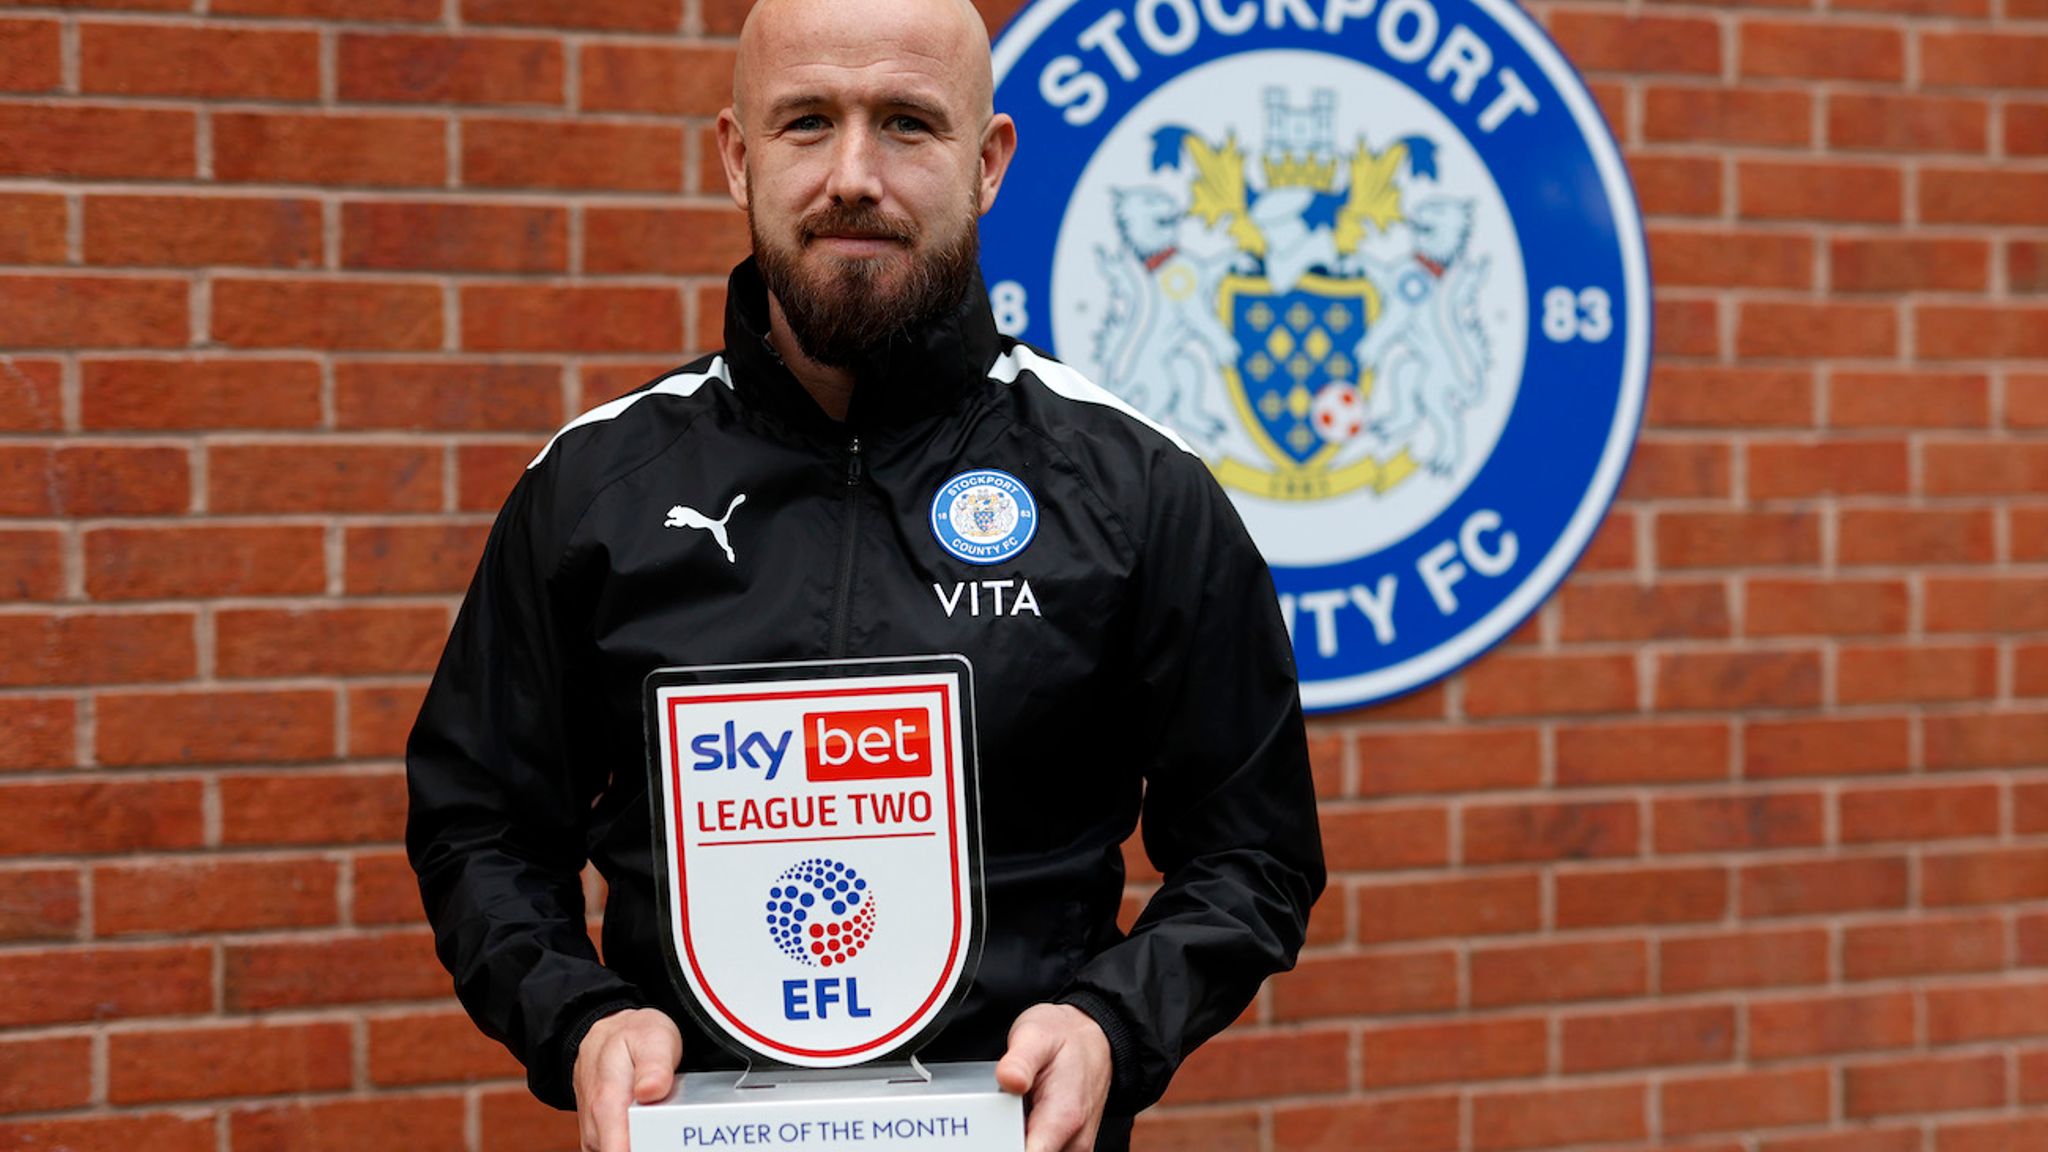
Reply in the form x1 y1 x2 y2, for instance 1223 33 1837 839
528 357 733 469
988 346 1197 457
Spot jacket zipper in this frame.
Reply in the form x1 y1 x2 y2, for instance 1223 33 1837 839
827 437 863 658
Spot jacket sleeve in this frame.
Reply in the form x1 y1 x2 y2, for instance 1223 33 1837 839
1056 446 1327 1113
406 467 648 1110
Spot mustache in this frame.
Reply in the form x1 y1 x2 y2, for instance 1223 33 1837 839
799 204 917 246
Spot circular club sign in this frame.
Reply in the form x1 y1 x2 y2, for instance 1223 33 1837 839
982 0 1650 712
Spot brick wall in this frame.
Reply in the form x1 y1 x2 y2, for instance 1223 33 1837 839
0 0 2043 1149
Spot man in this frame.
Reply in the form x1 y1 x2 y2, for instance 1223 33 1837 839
405 1 1324 1149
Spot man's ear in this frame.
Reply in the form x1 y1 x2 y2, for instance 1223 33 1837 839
716 109 750 211
977 113 1018 215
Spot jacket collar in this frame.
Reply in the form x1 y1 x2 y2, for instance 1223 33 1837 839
721 256 1001 434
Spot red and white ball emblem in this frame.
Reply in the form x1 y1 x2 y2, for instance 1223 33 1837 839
1311 382 1365 444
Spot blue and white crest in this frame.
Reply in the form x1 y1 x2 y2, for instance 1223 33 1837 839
931 469 1038 565
982 0 1650 712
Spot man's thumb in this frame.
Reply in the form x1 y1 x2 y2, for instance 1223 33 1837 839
995 1019 1056 1096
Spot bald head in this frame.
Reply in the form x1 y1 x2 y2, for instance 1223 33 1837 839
732 0 994 124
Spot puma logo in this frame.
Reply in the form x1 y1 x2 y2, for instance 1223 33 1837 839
664 493 746 563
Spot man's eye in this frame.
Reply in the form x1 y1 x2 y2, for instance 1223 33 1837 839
887 115 930 134
787 115 827 132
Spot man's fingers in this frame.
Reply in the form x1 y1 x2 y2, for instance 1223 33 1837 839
628 1026 682 1103
995 1014 1060 1096
589 1041 638 1152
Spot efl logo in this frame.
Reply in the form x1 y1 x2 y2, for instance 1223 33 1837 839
804 708 932 782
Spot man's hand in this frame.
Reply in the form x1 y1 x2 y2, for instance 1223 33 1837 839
994 1003 1113 1152
573 1008 683 1152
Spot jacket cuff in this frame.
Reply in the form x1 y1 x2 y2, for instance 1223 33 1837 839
1054 988 1143 1116
540 996 652 1110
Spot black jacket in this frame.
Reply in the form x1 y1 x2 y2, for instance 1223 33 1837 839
406 259 1325 1139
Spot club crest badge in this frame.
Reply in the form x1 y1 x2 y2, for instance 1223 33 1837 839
983 0 1651 712
931 469 1038 565
645 657 981 1068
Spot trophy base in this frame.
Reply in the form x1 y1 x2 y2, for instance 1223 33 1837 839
629 1060 1024 1151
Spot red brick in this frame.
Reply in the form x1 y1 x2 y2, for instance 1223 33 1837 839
0 944 211 1027
1926 712 2048 771
110 1022 352 1104
347 682 427 759
0 776 209 857
1922 169 2048 227
1470 1083 1645 1152
1362 1017 1545 1088
1654 297 1719 358
462 0 680 31
1272 1095 1459 1152
0 1115 213 1152
1835 0 1987 14
1654 791 1824 855
1743 856 1908 918
0 610 195 688
1646 365 1813 429
1829 370 1988 429
1926 847 2048 906
38 443 190 515
214 111 446 187
1939 1118 2048 1152
217 605 448 679
1561 1003 1736 1072
2016 243 2048 295
1628 154 1722 218
0 697 71 775
225 929 445 1010
1557 580 1729 644
1925 979 2048 1045
1556 721 1728 788
213 277 442 351
1471 938 1647 1008
1839 644 1998 705
1618 439 1731 501
1923 32 2048 89
1270 948 1456 1020
214 0 440 17
341 201 566 273
0 1033 90 1113
1750 990 1915 1061
209 442 441 513
81 21 319 101
1463 799 1638 865
1841 781 2000 845
1832 238 1989 296
95 857 339 936
1547 11 1719 74
97 689 335 767
81 358 323 430
0 529 63 601
1659 510 1820 569
335 360 562 431
579 42 733 116
339 31 562 106
1925 443 2048 496
1131 1111 1261 1152
87 524 325 600
349 849 422 925
0 865 79 940
1557 865 1728 929
476 1088 581 1152
2022 781 2048 835
461 283 683 353
1828 92 1988 153
457 440 543 510
1746 716 1910 780
1929 576 2048 633
1163 1029 1348 1104
1657 650 1823 712
1752 439 1908 499
1739 300 1899 359
1642 88 1811 149
1741 160 1903 224
1356 872 1540 943
232 1096 467 1152
0 104 194 180
0 275 188 349
0 357 62 431
1746 577 1907 638
2016 373 2048 426
1462 652 1636 718
1920 304 2048 360
1321 805 1448 872
1847 1052 2006 1117
1740 20 1902 81
585 206 752 277
574 360 675 409
1663 1067 1831 1136
0 193 65 263
462 119 681 192
1839 507 1995 566
345 522 488 597
218 768 406 846
1352 727 1540 796
2016 106 2048 159
0 18 58 92
2021 510 2048 562
2028 1048 2048 1101
368 1009 522 1085
1846 915 2007 982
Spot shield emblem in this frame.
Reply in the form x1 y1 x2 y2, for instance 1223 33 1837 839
645 656 982 1068
1218 272 1378 469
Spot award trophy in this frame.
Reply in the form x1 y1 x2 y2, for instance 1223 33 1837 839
633 655 1024 1151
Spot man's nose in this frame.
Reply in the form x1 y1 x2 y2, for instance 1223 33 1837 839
824 128 884 204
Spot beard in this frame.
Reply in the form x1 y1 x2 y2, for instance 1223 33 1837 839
752 199 981 369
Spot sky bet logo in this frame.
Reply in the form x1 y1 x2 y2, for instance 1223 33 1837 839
692 707 934 783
